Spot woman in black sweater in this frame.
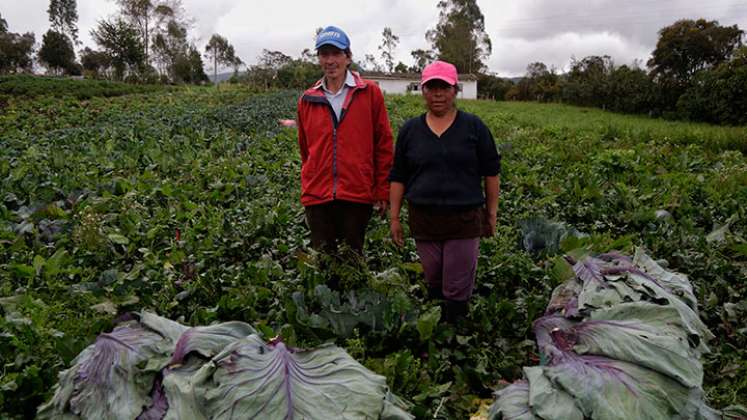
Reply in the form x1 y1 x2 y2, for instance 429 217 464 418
389 60 501 323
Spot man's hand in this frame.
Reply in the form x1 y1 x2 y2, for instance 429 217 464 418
374 200 389 218
390 218 404 247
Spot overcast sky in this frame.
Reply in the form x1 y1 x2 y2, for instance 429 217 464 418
2 0 746 76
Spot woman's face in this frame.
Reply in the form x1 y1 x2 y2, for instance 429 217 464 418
422 79 457 116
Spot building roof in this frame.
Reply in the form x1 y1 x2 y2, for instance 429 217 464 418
361 71 478 81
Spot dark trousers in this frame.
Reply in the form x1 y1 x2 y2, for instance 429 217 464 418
304 200 373 255
416 238 480 301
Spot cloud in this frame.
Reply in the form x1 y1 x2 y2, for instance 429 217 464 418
204 0 438 66
487 0 739 44
181 0 238 43
3 0 745 77
480 0 745 75
2 1 49 35
490 32 651 76
76 1 119 47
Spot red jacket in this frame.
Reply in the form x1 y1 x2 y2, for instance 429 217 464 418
297 71 393 206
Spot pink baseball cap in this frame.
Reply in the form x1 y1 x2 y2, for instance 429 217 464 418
420 60 458 86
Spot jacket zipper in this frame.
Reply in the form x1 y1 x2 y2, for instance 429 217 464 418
332 125 338 199
331 99 349 200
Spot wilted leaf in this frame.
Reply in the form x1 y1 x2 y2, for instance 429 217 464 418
91 300 117 315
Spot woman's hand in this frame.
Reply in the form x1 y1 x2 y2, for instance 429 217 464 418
484 176 500 237
390 218 404 247
487 210 497 237
374 200 389 218
389 182 406 247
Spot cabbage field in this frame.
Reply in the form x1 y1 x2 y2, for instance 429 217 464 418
1 78 746 419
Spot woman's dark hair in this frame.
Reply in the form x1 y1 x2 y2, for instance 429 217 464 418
423 79 461 92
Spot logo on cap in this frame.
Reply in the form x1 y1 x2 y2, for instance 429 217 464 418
315 26 350 50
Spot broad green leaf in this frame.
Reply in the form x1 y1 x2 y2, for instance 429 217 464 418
705 214 738 244
44 249 70 278
107 233 130 245
32 255 45 276
416 305 441 342
9 263 34 279
622 272 713 354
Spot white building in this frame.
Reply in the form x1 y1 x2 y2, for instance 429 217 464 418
362 72 478 99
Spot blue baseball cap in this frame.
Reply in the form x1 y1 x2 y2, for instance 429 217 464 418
315 26 350 50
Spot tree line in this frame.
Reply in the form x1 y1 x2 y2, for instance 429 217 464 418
232 2 746 126
230 0 492 89
0 0 493 86
482 19 746 125
1 1 745 124
0 0 242 84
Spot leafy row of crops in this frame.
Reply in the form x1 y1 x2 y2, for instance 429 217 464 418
0 75 172 100
0 83 745 418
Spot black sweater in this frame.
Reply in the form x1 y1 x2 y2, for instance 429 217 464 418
389 110 501 208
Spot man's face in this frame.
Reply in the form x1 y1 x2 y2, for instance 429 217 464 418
317 45 351 81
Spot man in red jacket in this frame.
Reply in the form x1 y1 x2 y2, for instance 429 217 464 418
297 25 394 270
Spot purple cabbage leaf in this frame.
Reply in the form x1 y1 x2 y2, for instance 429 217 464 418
632 248 698 309
523 366 583 420
620 271 714 353
573 257 605 286
169 321 257 365
139 319 257 419
191 335 413 420
142 357 207 420
544 354 717 420
545 277 582 317
39 312 413 419
578 302 705 387
488 380 535 420
490 248 722 420
37 312 186 419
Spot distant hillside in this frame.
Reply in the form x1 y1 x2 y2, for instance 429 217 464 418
208 71 243 84
210 70 523 85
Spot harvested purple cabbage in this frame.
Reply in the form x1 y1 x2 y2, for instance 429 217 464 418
38 312 412 419
489 248 724 420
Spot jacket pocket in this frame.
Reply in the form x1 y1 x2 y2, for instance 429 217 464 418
301 161 316 179
360 165 374 196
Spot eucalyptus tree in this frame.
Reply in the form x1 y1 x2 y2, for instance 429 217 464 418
47 0 79 44
204 34 238 84
426 0 491 74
